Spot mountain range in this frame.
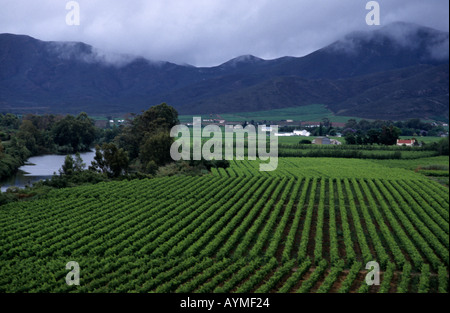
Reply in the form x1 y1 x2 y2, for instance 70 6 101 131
0 22 448 120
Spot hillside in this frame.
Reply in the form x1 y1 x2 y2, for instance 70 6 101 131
0 22 448 120
169 64 449 120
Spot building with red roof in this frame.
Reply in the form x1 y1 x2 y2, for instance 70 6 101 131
396 139 416 146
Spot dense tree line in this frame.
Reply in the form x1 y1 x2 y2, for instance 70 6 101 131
344 125 401 146
344 118 447 137
1 112 97 155
279 118 447 141
0 112 98 180
2 103 229 199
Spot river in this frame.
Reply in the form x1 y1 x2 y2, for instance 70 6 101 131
1 151 96 192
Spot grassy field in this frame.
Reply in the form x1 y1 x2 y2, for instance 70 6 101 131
370 156 449 171
212 158 428 179
179 104 367 123
0 156 448 293
370 156 449 187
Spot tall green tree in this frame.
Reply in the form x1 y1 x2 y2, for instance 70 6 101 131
379 126 401 146
0 113 20 129
17 120 40 154
139 131 173 167
90 143 129 178
437 137 449 155
345 132 357 145
365 129 381 145
116 103 179 172
59 153 86 176
60 155 75 176
52 113 96 152
345 119 358 129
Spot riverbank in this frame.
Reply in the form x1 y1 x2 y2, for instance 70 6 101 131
0 151 95 192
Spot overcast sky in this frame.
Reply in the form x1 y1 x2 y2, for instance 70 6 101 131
0 0 448 67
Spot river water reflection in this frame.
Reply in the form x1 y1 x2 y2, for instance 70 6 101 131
1 151 95 192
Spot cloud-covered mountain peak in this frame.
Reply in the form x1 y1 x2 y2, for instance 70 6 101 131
219 54 265 68
326 21 449 62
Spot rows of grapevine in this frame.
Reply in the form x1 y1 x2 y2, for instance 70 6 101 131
215 158 429 179
0 172 448 293
4 255 445 293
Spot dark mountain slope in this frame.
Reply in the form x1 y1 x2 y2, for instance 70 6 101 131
174 64 448 120
0 22 448 120
332 64 449 119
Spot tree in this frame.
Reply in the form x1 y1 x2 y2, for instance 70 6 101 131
90 143 129 178
59 153 86 176
0 113 20 129
60 155 75 176
318 123 324 136
116 103 179 171
345 133 357 145
90 147 106 172
345 119 358 129
355 131 365 145
75 112 96 147
73 153 86 172
358 119 371 131
52 113 96 152
8 137 31 160
139 131 173 167
437 137 449 155
145 160 158 175
17 120 39 154
379 126 401 146
365 129 381 145
138 103 179 132
405 118 422 130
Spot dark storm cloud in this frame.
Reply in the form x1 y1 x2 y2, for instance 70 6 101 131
0 0 448 66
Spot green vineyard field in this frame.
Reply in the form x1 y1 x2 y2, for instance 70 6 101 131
0 157 448 293
211 158 432 179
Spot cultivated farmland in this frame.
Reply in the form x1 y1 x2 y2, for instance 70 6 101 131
0 158 448 293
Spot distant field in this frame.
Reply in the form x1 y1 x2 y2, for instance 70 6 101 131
370 156 449 186
179 104 366 123
278 148 438 159
370 156 449 171
212 158 428 180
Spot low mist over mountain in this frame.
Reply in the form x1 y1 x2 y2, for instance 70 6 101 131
0 22 448 120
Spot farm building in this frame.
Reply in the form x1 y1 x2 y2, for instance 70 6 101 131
312 137 342 145
275 129 311 137
313 137 331 145
396 139 416 146
294 130 311 136
275 132 295 137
